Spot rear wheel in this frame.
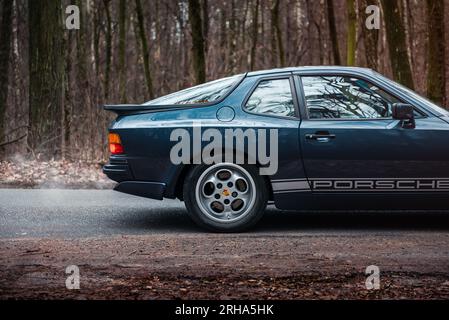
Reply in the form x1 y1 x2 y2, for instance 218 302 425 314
183 163 268 232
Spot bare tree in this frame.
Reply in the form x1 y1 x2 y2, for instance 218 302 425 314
271 0 285 67
0 0 13 143
135 0 154 100
228 0 237 74
249 0 260 71
202 0 209 54
327 0 341 65
188 0 206 84
426 0 445 105
362 0 379 70
103 0 112 100
346 0 356 66
28 0 65 156
118 0 127 102
380 0 415 89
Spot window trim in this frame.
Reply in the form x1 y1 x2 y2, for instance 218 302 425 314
241 75 301 120
294 73 428 121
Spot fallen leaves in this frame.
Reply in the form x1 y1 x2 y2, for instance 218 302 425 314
0 159 115 189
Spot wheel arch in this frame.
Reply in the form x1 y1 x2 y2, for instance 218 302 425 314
169 152 274 201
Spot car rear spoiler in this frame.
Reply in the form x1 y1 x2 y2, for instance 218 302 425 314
103 104 192 116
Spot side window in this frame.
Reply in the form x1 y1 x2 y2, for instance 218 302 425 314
244 79 296 118
301 76 401 119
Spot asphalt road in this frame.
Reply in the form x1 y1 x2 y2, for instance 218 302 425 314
1 189 449 299
1 189 449 238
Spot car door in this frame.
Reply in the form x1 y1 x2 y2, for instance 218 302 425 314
239 75 308 189
296 72 449 195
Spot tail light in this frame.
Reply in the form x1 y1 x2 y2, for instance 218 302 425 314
109 133 124 155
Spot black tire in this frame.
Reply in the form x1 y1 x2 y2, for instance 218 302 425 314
183 163 268 232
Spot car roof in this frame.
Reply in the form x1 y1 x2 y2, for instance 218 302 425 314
246 66 376 77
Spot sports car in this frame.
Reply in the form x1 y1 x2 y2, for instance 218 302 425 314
104 67 449 232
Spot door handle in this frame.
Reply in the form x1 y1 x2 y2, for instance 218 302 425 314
305 132 336 142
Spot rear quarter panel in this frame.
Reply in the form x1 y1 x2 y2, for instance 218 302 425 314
109 74 306 200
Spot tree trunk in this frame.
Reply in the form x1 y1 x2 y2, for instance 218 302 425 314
75 0 88 98
271 0 285 67
103 0 112 100
0 0 13 143
135 0 154 100
362 0 379 70
249 0 260 71
228 0 237 74
380 0 415 89
188 0 206 84
346 0 356 66
202 0 209 55
426 0 445 105
326 0 341 65
28 0 65 157
62 30 72 160
93 5 101 76
218 5 227 75
118 0 127 102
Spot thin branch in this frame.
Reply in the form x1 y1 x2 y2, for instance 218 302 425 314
0 125 29 141
0 133 27 147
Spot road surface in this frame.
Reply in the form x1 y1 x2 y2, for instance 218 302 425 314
0 189 448 299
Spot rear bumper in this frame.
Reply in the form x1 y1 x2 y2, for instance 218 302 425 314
114 181 166 200
103 156 166 200
103 156 133 182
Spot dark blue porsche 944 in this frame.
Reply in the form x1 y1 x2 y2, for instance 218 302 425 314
104 67 449 232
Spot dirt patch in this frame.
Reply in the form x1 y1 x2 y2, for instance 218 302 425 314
1 234 448 299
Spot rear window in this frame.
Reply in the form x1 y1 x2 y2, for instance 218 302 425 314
144 74 244 106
